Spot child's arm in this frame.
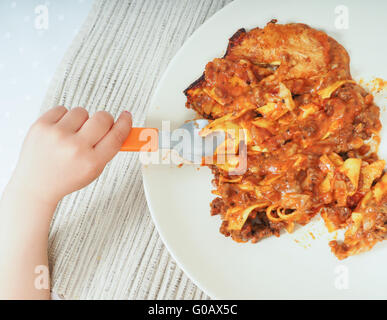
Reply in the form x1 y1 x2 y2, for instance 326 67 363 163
0 106 132 299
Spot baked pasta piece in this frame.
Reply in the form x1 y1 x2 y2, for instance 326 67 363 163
184 20 386 259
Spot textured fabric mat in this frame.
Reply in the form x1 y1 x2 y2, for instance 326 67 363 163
41 0 232 300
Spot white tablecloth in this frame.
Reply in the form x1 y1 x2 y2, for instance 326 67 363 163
42 0 231 299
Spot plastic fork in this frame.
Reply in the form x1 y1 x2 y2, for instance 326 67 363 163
120 119 225 163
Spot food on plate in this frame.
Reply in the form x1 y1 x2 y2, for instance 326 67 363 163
184 21 386 259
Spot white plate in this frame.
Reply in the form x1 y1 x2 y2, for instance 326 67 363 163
142 0 387 299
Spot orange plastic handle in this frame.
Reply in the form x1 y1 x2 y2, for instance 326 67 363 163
120 127 159 152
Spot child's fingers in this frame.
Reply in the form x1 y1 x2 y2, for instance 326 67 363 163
57 107 89 132
39 106 68 124
94 111 132 162
77 111 115 146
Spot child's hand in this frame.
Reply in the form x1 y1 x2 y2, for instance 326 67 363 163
9 106 132 206
0 106 131 299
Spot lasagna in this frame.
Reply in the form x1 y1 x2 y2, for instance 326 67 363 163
184 21 387 260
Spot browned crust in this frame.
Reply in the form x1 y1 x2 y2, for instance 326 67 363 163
184 28 247 97
183 73 205 96
223 28 247 58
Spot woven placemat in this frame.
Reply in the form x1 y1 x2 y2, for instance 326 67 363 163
42 0 231 299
